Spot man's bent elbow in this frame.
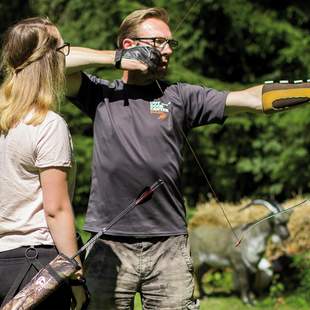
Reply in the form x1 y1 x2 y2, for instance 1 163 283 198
66 71 82 97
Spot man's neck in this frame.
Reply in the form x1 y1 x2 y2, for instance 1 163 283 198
122 71 156 85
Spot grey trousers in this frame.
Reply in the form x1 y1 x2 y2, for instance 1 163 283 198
84 235 199 310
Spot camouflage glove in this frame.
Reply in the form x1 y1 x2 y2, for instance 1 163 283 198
114 46 162 72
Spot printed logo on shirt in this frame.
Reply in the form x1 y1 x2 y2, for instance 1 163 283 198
149 101 171 120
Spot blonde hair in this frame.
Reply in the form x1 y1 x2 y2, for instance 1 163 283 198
0 17 65 134
117 7 169 48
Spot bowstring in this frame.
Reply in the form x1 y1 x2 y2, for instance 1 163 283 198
173 0 201 34
155 0 241 244
155 84 240 243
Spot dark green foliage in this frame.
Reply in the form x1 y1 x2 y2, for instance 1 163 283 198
1 0 310 210
172 0 310 83
71 135 93 213
0 1 33 37
0 0 34 80
293 252 310 302
202 270 233 294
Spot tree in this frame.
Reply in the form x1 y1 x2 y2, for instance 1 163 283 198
1 0 309 209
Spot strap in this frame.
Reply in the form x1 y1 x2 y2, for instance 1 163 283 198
114 49 123 69
0 246 45 307
1 262 32 307
45 264 63 284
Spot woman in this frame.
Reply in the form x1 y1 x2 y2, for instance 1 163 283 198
0 17 86 309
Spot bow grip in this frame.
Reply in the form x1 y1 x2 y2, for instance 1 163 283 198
262 80 310 113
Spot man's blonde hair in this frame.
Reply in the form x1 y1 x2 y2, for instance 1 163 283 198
0 17 65 134
117 7 169 48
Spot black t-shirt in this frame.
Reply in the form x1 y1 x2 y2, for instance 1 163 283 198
70 73 228 236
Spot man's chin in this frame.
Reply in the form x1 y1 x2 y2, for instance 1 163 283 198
152 67 169 79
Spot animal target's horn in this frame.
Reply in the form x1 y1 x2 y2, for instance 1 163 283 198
239 199 282 214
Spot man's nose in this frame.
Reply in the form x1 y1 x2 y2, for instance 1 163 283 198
160 42 173 55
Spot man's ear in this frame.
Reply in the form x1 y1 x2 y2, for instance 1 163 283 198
122 38 136 49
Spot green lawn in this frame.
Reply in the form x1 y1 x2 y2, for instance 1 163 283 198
134 293 310 309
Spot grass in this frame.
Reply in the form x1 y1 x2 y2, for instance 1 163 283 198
133 293 310 309
132 267 310 309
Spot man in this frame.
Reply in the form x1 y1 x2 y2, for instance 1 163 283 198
66 7 309 310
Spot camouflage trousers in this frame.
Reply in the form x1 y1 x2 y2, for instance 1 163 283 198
84 234 200 310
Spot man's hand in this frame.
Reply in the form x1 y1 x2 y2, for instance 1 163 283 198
114 46 162 72
71 285 90 310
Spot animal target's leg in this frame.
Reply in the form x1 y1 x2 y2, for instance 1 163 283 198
196 263 208 298
232 261 255 305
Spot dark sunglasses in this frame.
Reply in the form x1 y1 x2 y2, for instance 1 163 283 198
131 37 179 49
56 42 70 56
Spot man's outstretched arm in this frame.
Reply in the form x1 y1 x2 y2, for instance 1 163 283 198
225 85 263 115
225 81 310 116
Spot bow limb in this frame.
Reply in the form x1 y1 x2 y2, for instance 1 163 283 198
235 199 309 247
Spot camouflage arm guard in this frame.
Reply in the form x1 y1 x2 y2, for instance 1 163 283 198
1 254 79 310
262 80 310 113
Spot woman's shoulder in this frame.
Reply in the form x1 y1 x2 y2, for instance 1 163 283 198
35 111 70 136
40 111 69 129
44 111 67 123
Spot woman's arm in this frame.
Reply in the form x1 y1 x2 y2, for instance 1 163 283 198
40 167 80 262
40 167 86 309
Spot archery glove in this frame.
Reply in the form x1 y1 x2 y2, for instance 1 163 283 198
114 46 162 72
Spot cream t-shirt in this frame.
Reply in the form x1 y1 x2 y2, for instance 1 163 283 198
0 111 73 252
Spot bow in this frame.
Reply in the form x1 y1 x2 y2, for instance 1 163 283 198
155 0 241 244
158 2 310 246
